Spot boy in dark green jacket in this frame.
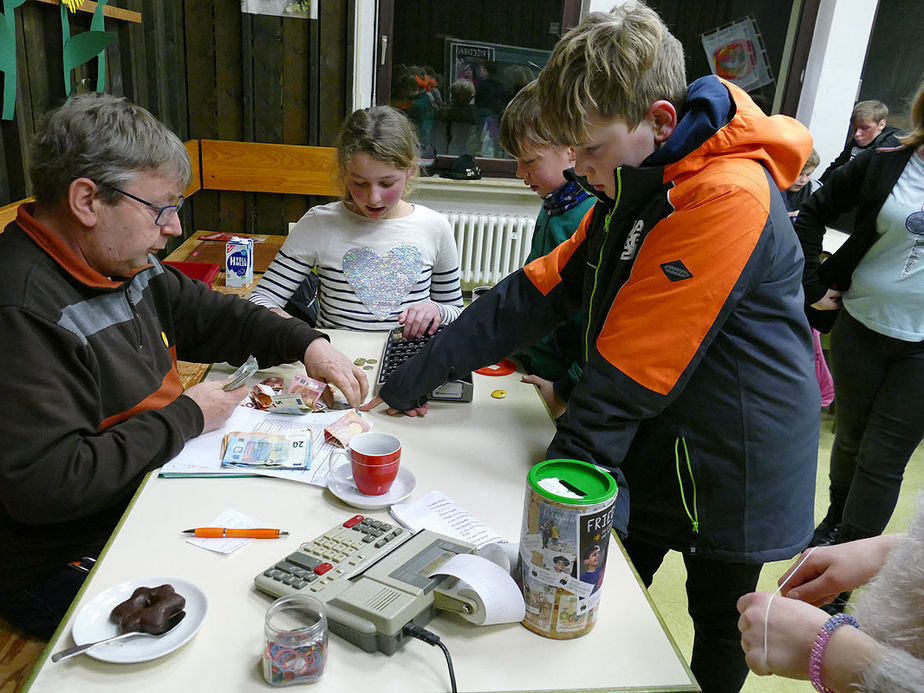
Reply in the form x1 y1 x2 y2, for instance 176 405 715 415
499 81 595 418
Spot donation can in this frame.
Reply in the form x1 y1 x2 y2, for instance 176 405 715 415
225 237 254 287
517 458 618 638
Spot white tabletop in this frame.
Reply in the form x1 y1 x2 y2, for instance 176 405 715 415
25 331 697 692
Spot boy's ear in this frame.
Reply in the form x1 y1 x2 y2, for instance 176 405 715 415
647 100 677 143
566 146 576 163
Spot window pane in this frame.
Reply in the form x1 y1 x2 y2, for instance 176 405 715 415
389 1 570 163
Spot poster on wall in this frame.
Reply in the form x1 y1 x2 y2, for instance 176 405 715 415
241 0 317 20
701 17 772 92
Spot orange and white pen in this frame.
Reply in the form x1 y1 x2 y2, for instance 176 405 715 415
182 527 289 539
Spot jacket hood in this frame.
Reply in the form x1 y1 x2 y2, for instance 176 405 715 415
649 76 812 192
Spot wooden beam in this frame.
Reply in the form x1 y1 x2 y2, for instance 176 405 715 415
33 0 142 25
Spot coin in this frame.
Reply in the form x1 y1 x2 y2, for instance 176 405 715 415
353 358 366 366
491 389 507 399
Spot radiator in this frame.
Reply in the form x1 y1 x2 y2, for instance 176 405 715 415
446 212 536 286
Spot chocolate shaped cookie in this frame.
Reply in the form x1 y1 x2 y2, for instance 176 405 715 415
111 584 186 634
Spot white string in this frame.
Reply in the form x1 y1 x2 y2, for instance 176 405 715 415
763 547 817 674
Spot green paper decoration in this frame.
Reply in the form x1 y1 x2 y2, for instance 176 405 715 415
1 0 116 120
1 0 28 121
61 0 113 96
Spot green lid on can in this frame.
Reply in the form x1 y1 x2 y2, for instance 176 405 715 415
528 459 618 505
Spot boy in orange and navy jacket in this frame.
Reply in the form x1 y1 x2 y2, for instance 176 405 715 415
367 5 819 690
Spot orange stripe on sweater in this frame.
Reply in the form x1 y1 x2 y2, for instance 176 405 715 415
99 348 184 430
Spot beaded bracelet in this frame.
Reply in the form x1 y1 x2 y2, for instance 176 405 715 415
809 613 859 692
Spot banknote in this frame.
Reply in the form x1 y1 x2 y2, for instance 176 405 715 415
220 431 312 469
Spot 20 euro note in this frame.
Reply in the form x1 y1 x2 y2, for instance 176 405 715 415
220 431 312 470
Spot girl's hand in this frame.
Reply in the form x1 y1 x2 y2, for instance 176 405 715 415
737 592 827 679
779 535 902 606
399 302 441 337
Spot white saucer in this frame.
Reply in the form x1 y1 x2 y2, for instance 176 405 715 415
327 461 416 510
70 576 208 663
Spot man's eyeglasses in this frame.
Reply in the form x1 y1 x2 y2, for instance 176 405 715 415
105 184 185 227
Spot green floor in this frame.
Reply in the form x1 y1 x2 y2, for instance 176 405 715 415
645 410 924 692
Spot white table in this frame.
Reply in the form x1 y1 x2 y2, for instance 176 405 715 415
25 331 698 692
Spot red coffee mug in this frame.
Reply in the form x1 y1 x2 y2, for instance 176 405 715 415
348 432 401 495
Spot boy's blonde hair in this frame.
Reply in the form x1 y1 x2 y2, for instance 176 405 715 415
335 106 419 199
851 100 888 125
536 1 686 146
499 81 556 158
803 148 820 171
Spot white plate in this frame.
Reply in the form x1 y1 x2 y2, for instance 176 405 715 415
327 460 416 510
69 576 208 663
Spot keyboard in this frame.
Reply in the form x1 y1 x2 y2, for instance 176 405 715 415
374 326 473 402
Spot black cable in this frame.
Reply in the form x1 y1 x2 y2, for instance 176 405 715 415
402 622 458 693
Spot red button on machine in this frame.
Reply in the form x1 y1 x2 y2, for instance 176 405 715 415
343 515 364 528
314 563 334 575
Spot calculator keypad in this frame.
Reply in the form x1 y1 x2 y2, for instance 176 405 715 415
256 515 406 597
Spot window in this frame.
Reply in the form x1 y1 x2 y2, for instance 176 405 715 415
375 0 581 176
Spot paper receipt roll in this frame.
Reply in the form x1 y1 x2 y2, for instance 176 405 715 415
428 553 526 626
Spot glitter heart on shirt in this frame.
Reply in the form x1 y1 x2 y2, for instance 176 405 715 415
342 244 425 319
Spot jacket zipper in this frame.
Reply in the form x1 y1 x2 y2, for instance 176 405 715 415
125 285 143 351
585 168 622 361
674 435 700 553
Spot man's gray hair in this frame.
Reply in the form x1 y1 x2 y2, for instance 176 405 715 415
29 93 191 204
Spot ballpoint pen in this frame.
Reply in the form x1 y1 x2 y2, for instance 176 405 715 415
182 527 289 539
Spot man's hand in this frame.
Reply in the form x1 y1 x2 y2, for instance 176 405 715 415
182 381 247 433
398 302 441 338
303 339 369 408
360 395 429 417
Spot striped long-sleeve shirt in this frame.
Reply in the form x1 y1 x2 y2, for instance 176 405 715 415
249 201 464 331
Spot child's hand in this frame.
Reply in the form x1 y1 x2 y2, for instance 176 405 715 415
399 302 441 337
521 375 566 420
811 289 842 311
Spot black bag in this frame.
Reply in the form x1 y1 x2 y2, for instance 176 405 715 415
283 271 320 326
440 153 481 180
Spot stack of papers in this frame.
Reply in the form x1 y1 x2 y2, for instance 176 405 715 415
159 406 351 487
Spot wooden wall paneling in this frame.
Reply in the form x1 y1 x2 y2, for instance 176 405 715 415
213 4 245 236
124 0 148 106
239 13 257 235
251 14 285 236
183 2 219 236
318 0 348 144
282 15 311 229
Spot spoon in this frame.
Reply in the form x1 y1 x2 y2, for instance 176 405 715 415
51 610 187 662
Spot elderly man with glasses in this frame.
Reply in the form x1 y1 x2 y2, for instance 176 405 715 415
0 93 368 640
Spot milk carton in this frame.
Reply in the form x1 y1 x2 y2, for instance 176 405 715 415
225 237 254 287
